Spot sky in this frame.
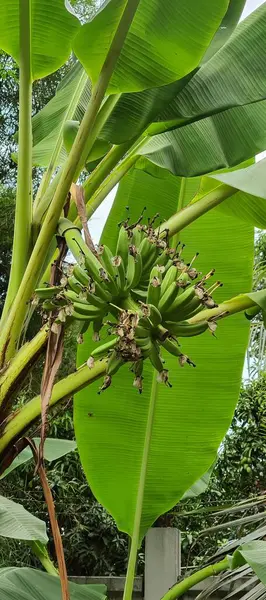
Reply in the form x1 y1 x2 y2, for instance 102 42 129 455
89 0 266 244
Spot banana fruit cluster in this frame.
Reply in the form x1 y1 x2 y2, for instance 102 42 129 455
34 217 222 393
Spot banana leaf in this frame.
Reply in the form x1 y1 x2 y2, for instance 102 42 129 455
0 495 48 543
73 0 228 94
74 166 253 541
0 568 106 600
0 0 80 80
100 3 266 144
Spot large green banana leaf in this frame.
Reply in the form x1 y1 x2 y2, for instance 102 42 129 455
158 3 266 125
0 1 80 80
32 62 90 167
135 157 266 229
139 100 266 176
73 0 228 94
0 437 77 479
0 568 106 600
75 166 253 540
202 0 246 62
185 159 266 228
100 3 266 145
0 495 48 543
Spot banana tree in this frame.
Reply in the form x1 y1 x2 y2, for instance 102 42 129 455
2 0 266 599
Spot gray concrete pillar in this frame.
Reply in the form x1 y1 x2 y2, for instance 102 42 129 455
144 528 181 600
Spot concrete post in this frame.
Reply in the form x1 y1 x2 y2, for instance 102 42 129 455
144 528 181 600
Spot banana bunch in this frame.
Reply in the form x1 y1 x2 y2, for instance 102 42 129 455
34 216 222 393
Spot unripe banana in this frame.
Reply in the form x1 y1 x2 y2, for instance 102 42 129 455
147 276 161 307
64 289 105 310
176 272 190 288
131 226 144 247
135 324 151 338
42 299 65 311
161 337 182 357
72 310 97 321
139 237 156 263
116 225 129 271
125 254 136 290
132 288 147 301
134 359 144 376
35 286 62 299
158 281 179 314
92 318 103 341
67 276 83 294
73 301 105 318
94 282 113 302
165 320 208 337
163 285 196 319
141 246 160 278
73 264 90 287
90 337 119 358
99 245 120 295
131 252 143 289
106 351 125 375
160 265 178 297
148 343 165 372
148 304 162 327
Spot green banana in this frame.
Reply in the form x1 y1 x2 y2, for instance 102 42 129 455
141 247 160 278
148 343 165 372
94 282 113 302
99 245 120 295
73 264 90 287
160 265 178 297
125 254 136 290
131 225 145 247
165 320 209 337
148 304 162 327
116 225 129 271
64 289 105 310
116 256 127 291
131 252 143 289
158 281 179 314
42 299 65 311
35 286 62 299
67 276 83 294
176 272 190 288
91 337 119 358
132 288 147 301
163 285 196 319
72 310 95 321
161 337 182 357
106 351 125 375
135 324 151 338
73 301 105 318
147 276 161 307
92 318 103 341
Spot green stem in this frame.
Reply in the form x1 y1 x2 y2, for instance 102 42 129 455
0 327 48 410
74 137 147 226
0 0 141 367
33 95 120 227
161 557 230 600
123 371 158 600
2 0 32 319
68 140 135 222
160 184 236 239
171 177 186 249
33 69 89 208
30 541 58 576
0 359 107 457
188 294 257 325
